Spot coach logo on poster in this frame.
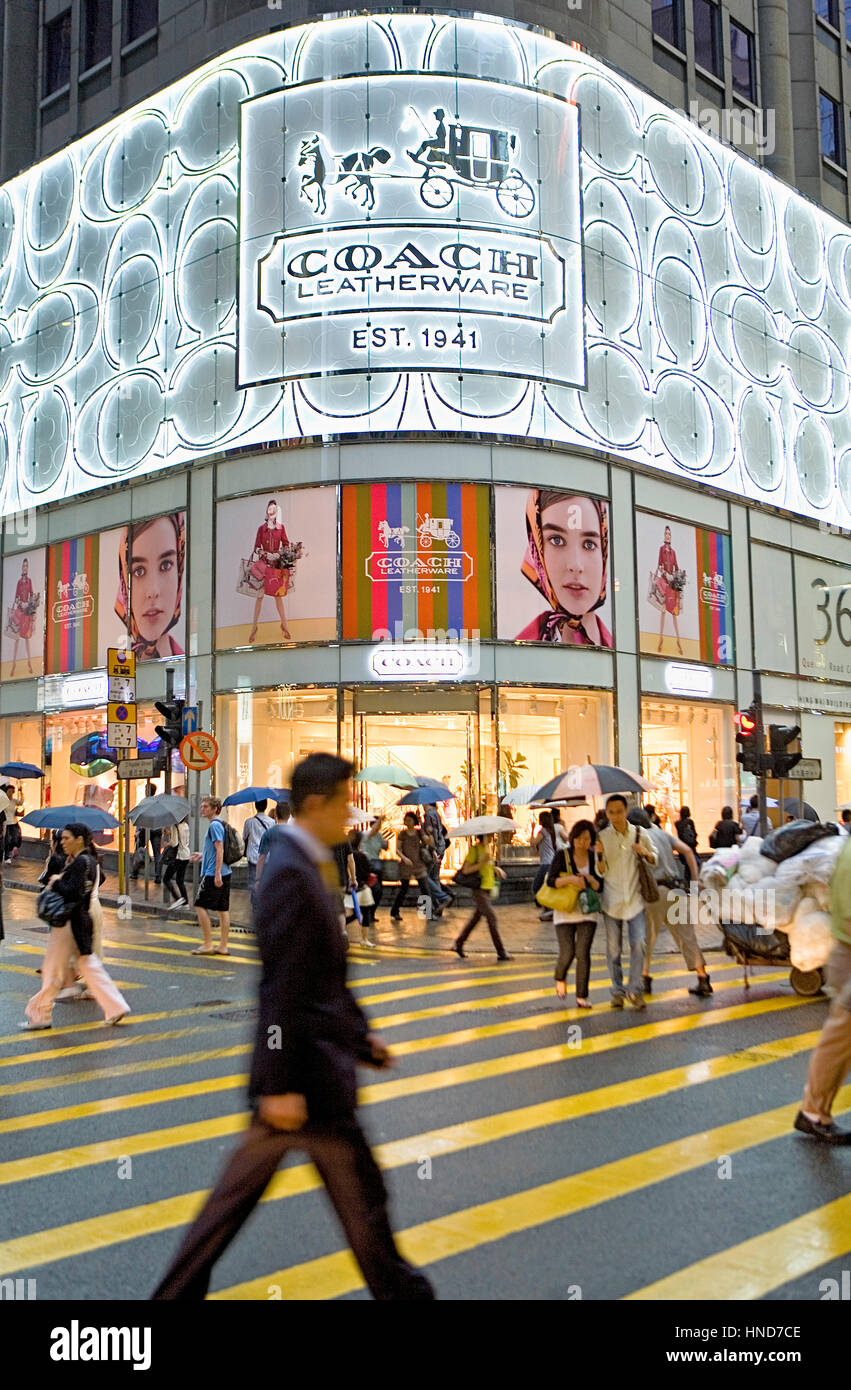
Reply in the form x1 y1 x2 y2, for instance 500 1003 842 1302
237 75 585 391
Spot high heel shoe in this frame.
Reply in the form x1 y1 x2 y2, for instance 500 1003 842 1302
248 627 258 644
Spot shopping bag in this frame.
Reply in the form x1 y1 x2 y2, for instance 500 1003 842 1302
237 559 264 597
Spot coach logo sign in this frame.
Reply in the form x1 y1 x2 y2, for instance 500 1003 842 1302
369 644 468 679
238 75 584 390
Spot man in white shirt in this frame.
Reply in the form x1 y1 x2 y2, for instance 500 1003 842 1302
243 799 274 890
741 795 760 837
597 794 657 1009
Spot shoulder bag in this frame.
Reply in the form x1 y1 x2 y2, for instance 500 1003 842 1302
36 887 71 927
635 828 660 904
537 853 579 913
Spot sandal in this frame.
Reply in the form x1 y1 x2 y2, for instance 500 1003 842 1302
191 946 218 955
248 627 258 644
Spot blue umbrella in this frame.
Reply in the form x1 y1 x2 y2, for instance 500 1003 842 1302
397 784 454 806
0 761 44 779
222 786 290 808
23 804 119 830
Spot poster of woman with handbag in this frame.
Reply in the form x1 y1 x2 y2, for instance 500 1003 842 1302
246 499 298 643
654 524 685 654
544 820 604 1010
5 555 43 678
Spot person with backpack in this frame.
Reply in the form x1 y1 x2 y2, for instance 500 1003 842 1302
243 799 274 891
190 796 238 955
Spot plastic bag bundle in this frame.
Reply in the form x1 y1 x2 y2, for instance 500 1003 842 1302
700 847 740 890
761 820 838 863
738 836 764 861
788 897 833 971
788 835 844 886
809 881 830 911
736 853 778 885
751 877 801 931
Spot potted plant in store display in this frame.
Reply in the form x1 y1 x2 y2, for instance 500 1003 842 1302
499 748 529 795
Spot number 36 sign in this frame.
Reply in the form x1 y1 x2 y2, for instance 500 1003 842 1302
796 555 851 680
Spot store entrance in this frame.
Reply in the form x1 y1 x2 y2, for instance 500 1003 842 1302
352 687 490 871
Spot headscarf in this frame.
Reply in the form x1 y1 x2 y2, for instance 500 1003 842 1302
520 489 609 643
115 513 186 659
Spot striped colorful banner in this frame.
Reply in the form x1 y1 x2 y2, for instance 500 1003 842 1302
46 536 100 674
696 527 732 664
342 483 491 640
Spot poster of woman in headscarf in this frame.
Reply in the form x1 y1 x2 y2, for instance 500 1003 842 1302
495 487 613 647
113 513 186 659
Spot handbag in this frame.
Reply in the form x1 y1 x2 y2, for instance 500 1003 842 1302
453 867 481 889
37 887 71 926
237 558 265 597
647 570 665 612
635 828 660 903
536 881 579 913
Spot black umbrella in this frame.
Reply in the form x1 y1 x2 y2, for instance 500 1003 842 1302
782 797 818 823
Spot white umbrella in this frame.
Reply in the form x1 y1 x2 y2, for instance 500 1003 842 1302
449 816 517 837
347 805 374 828
500 784 542 806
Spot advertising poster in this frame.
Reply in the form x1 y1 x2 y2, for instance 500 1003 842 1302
636 513 733 664
1 546 47 681
795 553 851 681
46 512 187 674
494 486 613 647
215 489 337 647
342 482 491 641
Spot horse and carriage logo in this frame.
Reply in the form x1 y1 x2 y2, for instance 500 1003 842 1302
377 514 462 550
297 107 536 220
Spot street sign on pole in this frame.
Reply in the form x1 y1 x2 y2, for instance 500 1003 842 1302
793 758 822 781
179 730 219 772
107 701 137 751
107 648 136 678
118 758 157 779
182 705 199 737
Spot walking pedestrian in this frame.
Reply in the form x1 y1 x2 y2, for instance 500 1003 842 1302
22 824 130 1030
162 817 191 908
144 782 163 884
795 832 851 1144
627 808 711 997
255 800 290 889
740 795 760 838
359 814 388 916
548 819 603 1009
596 794 657 1009
243 799 274 891
190 796 231 955
151 753 435 1300
346 830 376 946
709 805 744 849
453 836 511 961
532 811 558 920
390 812 449 921
839 809 851 836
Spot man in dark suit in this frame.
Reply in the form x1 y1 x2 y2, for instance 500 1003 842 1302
151 753 435 1301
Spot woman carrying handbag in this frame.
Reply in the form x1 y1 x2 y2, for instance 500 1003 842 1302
23 824 130 1031
453 835 511 961
546 819 604 1009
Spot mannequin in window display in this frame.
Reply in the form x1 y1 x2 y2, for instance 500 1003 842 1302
115 514 185 659
8 557 39 677
516 491 613 647
655 525 684 655
247 499 294 644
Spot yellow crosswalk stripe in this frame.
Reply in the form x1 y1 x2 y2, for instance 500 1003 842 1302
0 961 144 989
0 1046 250 1101
0 1002 253 1049
0 1026 827 1274
101 939 258 966
0 1022 248 1070
5 942 241 980
625 1193 851 1300
213 1081 851 1300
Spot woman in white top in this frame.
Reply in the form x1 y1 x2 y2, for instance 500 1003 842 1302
548 819 603 1009
162 818 191 908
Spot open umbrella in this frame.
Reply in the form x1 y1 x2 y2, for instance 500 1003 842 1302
450 816 517 837
23 805 119 831
129 794 190 829
397 784 454 806
782 798 819 823
0 761 43 779
500 784 542 806
354 763 419 789
533 764 653 804
347 805 374 828
222 786 290 807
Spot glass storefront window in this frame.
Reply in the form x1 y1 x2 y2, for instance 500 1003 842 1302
214 689 339 795
0 717 44 838
836 722 851 806
497 688 613 849
44 703 163 848
641 699 736 844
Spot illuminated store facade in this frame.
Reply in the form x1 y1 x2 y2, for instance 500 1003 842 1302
1 13 850 844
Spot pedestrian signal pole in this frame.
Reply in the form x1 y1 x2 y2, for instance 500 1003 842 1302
752 671 767 836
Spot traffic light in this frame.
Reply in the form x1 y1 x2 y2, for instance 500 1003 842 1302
768 724 801 779
154 698 184 750
734 708 761 774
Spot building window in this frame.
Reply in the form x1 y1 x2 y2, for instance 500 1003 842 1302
693 0 723 77
730 22 755 101
43 10 71 97
820 91 845 165
652 0 685 50
816 0 840 27
641 700 736 846
83 0 112 71
125 0 158 45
